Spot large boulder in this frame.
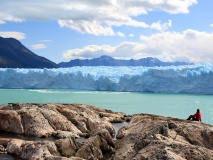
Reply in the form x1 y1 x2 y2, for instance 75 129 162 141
0 110 24 134
55 137 81 157
5 138 60 160
76 129 114 159
114 114 213 160
0 103 125 138
0 103 125 159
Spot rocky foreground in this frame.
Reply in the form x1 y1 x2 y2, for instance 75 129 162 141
0 103 212 160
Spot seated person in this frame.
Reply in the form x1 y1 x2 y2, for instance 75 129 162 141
187 109 202 122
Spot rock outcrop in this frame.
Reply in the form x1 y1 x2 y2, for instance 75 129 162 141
114 114 213 160
0 103 125 159
0 103 213 160
0 103 124 138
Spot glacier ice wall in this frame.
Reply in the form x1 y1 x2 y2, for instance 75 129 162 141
0 64 213 94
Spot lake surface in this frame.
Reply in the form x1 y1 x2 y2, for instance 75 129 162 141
0 89 212 125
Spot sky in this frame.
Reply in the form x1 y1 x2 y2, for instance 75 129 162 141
0 0 213 64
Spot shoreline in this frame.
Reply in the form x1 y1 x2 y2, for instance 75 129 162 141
0 89 213 125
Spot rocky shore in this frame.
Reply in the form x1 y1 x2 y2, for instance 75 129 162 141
0 103 212 160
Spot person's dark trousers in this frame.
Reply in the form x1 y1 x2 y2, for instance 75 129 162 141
187 116 198 121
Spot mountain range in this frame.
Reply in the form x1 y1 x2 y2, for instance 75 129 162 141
59 55 192 67
0 37 58 68
0 37 192 68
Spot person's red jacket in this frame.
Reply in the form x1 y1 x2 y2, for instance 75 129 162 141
191 109 202 121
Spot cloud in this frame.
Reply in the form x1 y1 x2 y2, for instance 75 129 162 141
147 0 197 14
63 29 213 63
117 32 125 37
151 20 172 31
0 0 197 35
58 20 115 36
140 29 213 63
0 31 26 40
63 42 145 60
31 43 47 49
211 24 213 27
129 34 134 37
0 20 5 24
63 45 114 59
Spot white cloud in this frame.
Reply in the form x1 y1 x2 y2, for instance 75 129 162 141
129 34 134 37
0 20 5 24
63 45 114 59
0 0 197 35
146 0 198 14
211 24 213 27
140 29 213 63
31 44 47 49
63 29 213 63
58 20 115 36
0 32 26 40
63 42 145 60
151 20 172 31
117 32 125 37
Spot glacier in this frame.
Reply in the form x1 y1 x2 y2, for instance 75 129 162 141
0 64 213 94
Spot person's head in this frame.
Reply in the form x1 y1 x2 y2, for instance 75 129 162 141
197 109 200 113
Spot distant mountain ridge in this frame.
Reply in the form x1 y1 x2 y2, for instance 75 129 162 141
0 36 192 68
59 55 192 67
0 37 58 68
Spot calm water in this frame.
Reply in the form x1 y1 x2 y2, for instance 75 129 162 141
0 89 212 125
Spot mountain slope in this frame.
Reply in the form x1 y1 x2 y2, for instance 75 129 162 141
0 37 58 68
59 55 192 67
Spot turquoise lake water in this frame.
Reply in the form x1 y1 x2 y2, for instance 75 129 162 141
0 89 212 125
